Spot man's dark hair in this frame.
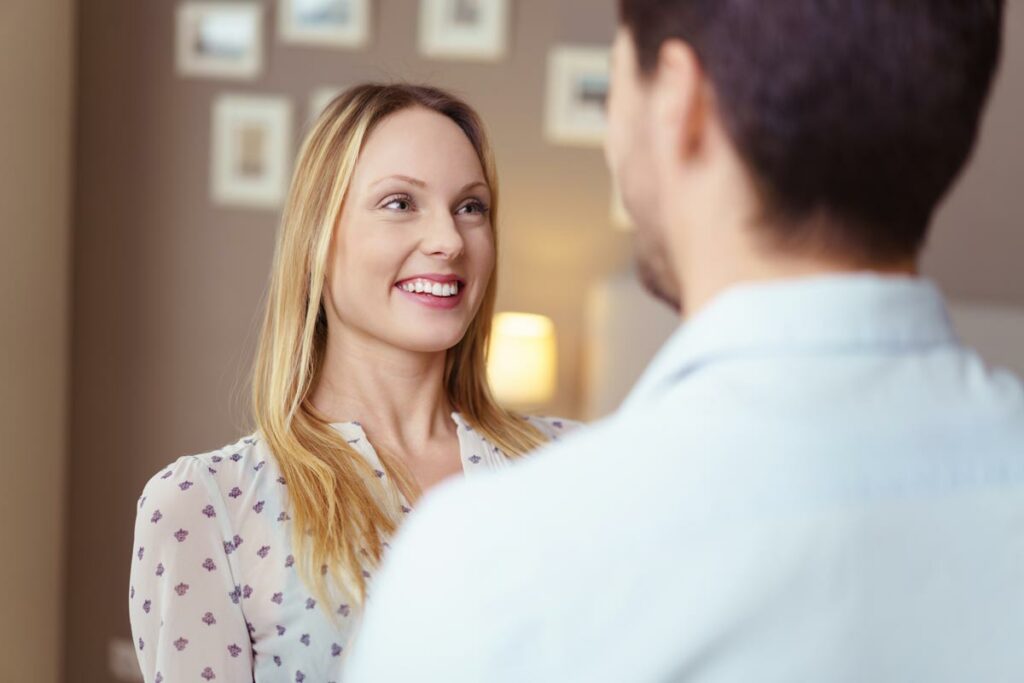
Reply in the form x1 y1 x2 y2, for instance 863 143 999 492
619 0 1005 262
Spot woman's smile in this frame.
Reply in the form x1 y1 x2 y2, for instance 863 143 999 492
394 274 467 310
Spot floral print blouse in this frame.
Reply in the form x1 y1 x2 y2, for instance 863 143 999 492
128 413 577 683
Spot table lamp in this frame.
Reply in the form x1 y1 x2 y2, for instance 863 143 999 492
487 312 558 408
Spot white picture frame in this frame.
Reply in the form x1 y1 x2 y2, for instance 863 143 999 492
419 0 509 62
176 2 264 80
279 0 371 49
210 94 294 209
545 46 611 147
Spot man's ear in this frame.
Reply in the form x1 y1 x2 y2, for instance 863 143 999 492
651 39 705 161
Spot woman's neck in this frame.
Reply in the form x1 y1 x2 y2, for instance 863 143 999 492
309 325 455 451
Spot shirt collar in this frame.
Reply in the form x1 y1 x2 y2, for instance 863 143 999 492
622 274 957 410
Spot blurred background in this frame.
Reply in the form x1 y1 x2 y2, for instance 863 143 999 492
2 1 1022 681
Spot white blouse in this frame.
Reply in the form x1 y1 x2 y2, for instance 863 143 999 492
128 413 577 683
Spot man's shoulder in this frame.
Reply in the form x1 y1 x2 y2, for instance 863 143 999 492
410 411 670 555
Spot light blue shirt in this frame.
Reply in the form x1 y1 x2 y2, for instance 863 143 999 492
345 275 1024 682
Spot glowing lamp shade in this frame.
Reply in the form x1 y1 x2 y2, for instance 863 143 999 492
487 312 558 407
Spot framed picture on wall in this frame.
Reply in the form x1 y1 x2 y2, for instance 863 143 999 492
418 0 510 61
210 94 294 209
279 0 371 49
176 2 264 80
545 46 611 147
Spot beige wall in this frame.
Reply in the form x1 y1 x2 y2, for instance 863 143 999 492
0 1 75 682
64 1 1023 682
924 1 1024 301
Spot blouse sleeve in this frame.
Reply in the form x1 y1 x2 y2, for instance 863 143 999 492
129 455 254 683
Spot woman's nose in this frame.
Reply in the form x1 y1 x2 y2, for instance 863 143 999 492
421 212 465 260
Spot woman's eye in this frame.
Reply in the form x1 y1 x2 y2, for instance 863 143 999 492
457 201 489 216
382 196 413 211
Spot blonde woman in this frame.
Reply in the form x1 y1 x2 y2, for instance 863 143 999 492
128 84 578 683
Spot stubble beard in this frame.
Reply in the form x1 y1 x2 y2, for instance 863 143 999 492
634 223 683 315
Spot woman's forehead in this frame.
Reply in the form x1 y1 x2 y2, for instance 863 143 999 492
353 108 487 190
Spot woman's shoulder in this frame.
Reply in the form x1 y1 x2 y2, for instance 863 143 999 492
135 432 281 520
523 415 585 443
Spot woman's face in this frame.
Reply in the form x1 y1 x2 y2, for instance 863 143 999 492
325 106 496 354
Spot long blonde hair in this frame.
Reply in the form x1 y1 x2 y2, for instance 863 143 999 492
251 84 547 612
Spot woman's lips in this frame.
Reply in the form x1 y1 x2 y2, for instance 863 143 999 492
394 283 465 310
394 274 465 287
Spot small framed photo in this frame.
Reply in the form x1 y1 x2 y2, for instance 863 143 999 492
419 0 509 61
545 46 611 147
210 94 294 209
279 0 370 49
176 2 264 80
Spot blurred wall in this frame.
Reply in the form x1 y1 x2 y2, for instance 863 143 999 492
64 1 1023 682
0 1 75 682
924 1 1024 300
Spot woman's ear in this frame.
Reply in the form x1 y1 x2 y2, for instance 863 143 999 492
651 39 706 162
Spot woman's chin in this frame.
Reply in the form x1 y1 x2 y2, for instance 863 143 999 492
391 327 469 355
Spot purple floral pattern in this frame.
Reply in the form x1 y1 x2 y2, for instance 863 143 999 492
128 416 577 682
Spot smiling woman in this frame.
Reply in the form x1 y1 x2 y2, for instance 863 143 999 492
126 84 580 683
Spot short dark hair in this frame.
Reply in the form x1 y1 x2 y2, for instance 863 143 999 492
619 0 1005 261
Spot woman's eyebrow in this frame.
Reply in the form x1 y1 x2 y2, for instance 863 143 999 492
459 181 489 194
370 174 428 189
369 175 490 195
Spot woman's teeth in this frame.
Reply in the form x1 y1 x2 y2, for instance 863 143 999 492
399 279 460 297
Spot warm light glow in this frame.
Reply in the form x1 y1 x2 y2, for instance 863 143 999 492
487 312 558 407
